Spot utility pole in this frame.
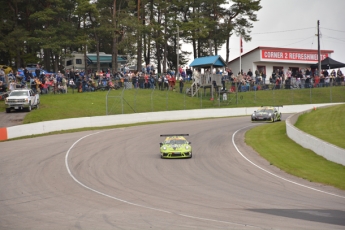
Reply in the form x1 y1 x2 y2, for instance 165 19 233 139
317 20 321 75
176 25 179 79
112 0 117 74
137 0 142 72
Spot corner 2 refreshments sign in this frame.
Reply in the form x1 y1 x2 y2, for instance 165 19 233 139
261 49 328 62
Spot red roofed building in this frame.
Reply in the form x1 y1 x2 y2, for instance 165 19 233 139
227 46 333 80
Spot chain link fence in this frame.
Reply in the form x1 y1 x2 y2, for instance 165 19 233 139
105 80 345 115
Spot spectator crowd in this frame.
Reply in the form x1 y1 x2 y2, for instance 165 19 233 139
225 67 345 92
1 64 344 96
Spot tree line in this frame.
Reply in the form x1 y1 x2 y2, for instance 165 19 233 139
0 0 261 74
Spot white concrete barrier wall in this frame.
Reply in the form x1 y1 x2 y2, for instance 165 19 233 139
7 102 345 164
8 108 253 139
286 106 345 166
7 102 342 139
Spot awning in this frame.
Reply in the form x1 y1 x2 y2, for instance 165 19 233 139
189 55 227 68
87 55 127 64
310 57 345 69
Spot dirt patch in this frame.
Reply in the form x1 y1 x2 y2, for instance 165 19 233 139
0 111 26 128
10 119 24 122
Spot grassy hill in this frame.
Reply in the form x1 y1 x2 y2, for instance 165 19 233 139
1 84 344 124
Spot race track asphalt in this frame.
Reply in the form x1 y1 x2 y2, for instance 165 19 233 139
0 116 344 230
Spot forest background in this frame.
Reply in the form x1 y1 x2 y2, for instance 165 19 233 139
0 0 261 73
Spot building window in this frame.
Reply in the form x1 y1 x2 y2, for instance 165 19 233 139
66 60 73 66
257 65 266 75
76 59 82 64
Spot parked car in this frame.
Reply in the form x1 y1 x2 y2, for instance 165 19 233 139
5 89 40 113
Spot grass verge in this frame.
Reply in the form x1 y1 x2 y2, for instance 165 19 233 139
295 104 345 149
245 122 345 190
0 85 344 124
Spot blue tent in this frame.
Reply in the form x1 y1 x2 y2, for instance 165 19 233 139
189 55 227 68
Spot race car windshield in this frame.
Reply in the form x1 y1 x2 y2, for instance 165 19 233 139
258 108 274 113
165 139 186 145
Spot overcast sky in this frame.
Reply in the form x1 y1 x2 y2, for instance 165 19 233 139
185 0 345 72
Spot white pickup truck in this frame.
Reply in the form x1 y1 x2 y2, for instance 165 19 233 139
5 89 40 113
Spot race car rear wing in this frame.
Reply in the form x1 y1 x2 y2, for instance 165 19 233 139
160 134 189 137
261 105 283 111
261 105 283 108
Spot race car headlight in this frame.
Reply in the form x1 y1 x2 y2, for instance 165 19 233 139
162 146 167 150
268 113 272 116
185 146 190 150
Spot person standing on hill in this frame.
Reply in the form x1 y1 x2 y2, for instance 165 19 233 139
179 76 184 93
164 74 169 90
0 67 4 80
247 69 253 81
158 75 163 90
31 76 37 93
35 66 40 79
337 68 343 77
132 73 137 89
61 76 67 93
23 67 29 82
181 69 186 80
144 73 149 88
255 69 260 85
261 70 266 86
221 74 226 90
193 69 200 86
186 67 192 82
139 73 145 89
0 80 6 92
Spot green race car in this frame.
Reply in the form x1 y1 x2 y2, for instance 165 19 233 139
160 134 192 159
